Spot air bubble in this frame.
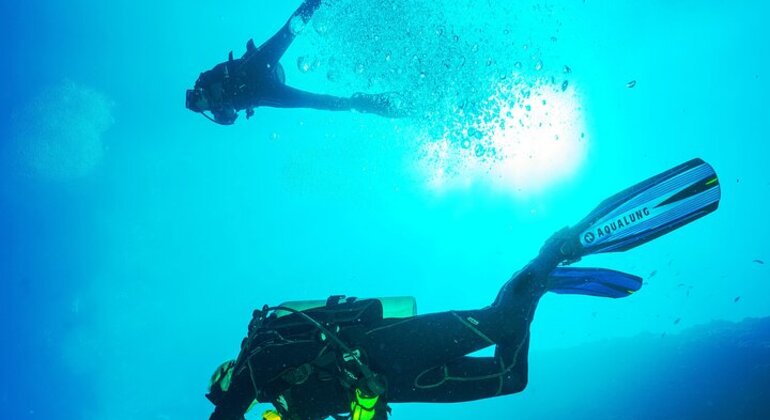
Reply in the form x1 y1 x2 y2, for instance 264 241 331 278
313 19 328 35
297 56 314 73
289 16 306 35
474 144 486 157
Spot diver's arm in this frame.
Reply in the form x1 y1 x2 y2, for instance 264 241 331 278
208 369 257 420
256 0 324 65
259 84 353 111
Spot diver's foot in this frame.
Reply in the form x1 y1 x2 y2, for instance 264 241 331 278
539 226 580 265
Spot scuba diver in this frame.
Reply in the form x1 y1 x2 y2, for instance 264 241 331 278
186 0 407 125
206 158 721 419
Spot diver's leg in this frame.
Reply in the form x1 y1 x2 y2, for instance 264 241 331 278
259 84 353 111
364 229 572 403
350 92 409 118
360 269 543 402
259 83 407 116
258 0 323 65
364 229 569 368
363 306 534 403
386 333 532 403
367 271 541 404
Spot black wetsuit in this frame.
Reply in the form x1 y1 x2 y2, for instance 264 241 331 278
208 231 570 420
189 0 403 124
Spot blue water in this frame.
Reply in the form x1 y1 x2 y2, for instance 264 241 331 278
2 1 769 419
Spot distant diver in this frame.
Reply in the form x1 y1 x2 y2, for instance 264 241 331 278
186 0 407 125
206 158 721 420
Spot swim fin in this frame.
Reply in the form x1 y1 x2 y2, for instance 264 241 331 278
548 267 642 298
566 158 720 258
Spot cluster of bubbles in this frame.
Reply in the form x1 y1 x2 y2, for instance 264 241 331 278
294 0 584 191
11 80 115 181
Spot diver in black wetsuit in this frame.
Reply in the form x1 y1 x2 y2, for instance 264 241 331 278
204 158 722 420
185 0 406 125
208 226 654 420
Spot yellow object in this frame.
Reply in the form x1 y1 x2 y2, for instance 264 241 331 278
262 409 281 420
350 388 379 420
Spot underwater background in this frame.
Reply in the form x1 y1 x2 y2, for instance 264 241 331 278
2 0 769 418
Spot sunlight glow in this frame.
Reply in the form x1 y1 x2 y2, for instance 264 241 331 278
421 79 587 196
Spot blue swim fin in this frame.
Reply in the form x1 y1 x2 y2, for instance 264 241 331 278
548 267 642 298
567 158 720 257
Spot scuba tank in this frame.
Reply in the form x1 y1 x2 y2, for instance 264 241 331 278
275 296 417 319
